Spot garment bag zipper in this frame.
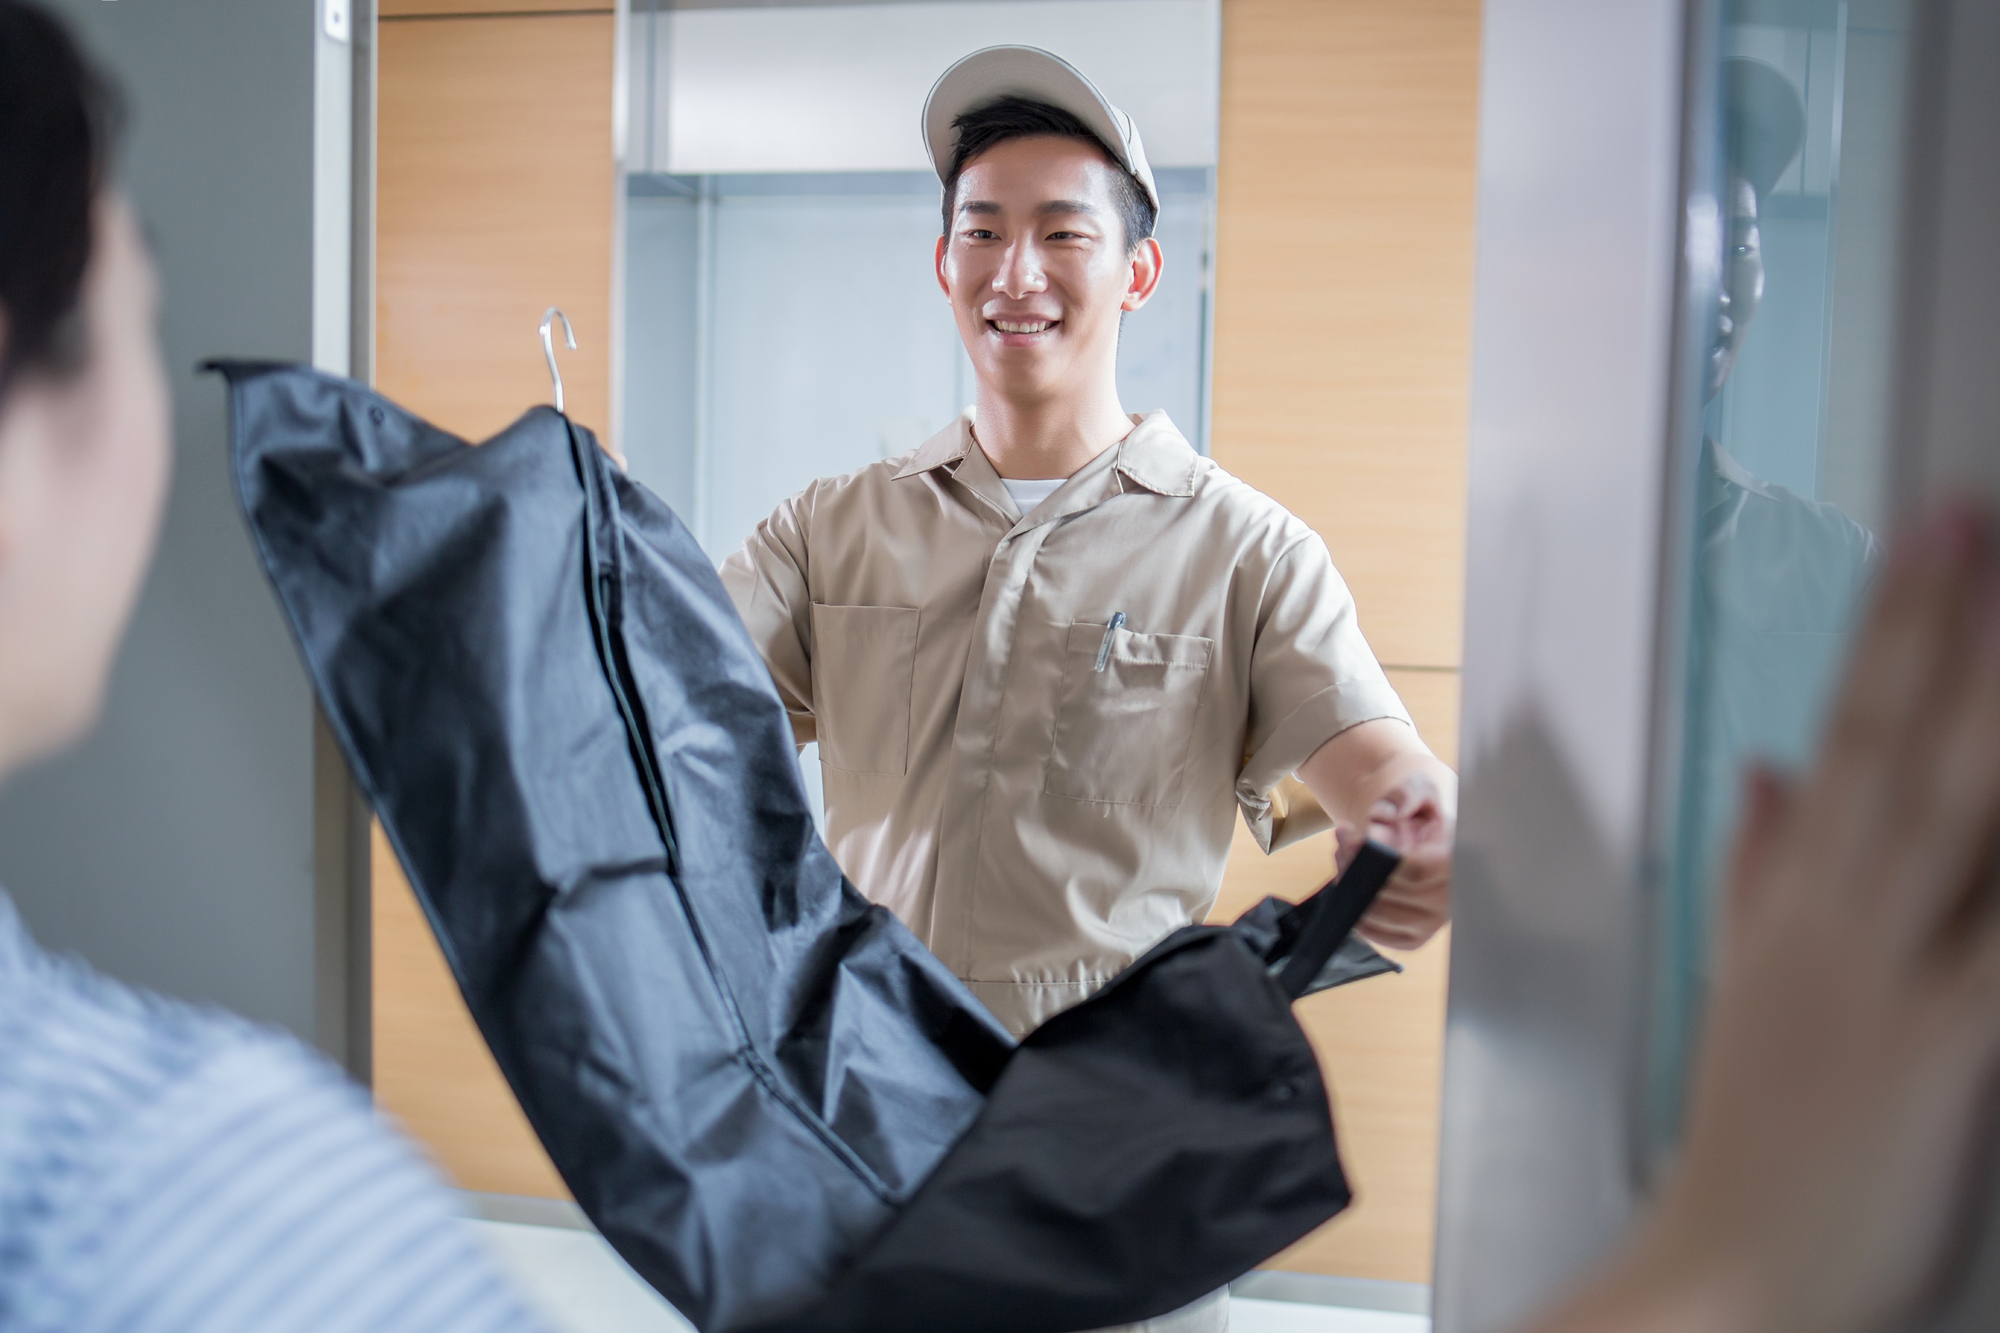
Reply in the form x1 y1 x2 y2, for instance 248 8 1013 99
564 422 900 1204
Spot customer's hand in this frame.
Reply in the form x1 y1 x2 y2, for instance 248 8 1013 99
1529 501 2000 1333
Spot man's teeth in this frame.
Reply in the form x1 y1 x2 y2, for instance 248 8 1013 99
993 320 1053 334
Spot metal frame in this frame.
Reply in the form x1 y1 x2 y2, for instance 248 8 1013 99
1888 0 2000 514
311 0 376 1084
1433 1 1695 1328
1884 4 2000 1314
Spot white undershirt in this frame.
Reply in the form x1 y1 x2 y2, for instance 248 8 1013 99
1000 476 1066 513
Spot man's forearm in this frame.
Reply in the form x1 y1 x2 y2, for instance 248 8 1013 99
1294 718 1455 833
1294 718 1457 949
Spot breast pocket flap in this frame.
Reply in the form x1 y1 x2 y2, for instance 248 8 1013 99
1046 622 1215 807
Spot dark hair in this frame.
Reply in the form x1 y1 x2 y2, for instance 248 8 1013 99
941 96 1156 253
0 0 118 398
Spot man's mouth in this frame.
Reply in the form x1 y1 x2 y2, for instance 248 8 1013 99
989 318 1057 335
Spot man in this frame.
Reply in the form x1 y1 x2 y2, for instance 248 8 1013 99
721 46 1453 1045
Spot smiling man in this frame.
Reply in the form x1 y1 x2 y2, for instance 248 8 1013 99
720 45 1454 1259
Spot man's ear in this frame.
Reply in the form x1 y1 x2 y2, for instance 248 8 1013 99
1122 237 1164 312
934 234 951 300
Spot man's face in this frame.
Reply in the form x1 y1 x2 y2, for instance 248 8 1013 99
1707 170 1765 401
935 135 1161 408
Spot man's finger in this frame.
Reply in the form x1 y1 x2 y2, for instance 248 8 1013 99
1378 844 1450 884
1360 897 1442 932
1357 915 1441 951
1368 875 1446 908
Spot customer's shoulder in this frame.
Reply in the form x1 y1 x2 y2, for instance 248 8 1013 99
0 918 339 1188
0 918 248 1111
0 910 530 1333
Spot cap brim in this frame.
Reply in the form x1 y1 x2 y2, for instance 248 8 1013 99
922 45 1159 212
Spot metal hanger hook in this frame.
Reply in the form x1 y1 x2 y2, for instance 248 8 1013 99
539 306 577 414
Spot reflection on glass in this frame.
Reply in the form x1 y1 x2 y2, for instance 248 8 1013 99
1647 0 1913 1165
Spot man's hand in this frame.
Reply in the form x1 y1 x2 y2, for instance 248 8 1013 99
1349 768 1454 950
1297 718 1458 952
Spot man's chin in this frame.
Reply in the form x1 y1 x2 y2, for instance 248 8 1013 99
970 355 1069 401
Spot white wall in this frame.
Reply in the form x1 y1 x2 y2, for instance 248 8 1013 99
629 0 1220 175
623 177 1210 564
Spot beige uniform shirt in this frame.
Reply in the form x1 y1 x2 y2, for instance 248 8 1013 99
720 410 1410 1035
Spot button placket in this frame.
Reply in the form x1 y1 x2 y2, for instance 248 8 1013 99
920 444 1129 978
931 520 1060 975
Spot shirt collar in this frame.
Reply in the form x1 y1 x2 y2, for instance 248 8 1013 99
891 413 976 480
1111 410 1199 498
890 409 1198 500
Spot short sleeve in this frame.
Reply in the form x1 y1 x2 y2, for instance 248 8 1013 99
719 489 819 747
1235 534 1413 852
33 1034 548 1333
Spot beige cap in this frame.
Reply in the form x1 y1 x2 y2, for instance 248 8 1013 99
922 45 1160 212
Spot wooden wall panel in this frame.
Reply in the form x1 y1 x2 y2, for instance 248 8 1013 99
373 7 614 1199
377 11 615 446
381 1 611 21
372 830 568 1197
1208 669 1460 1286
1211 0 1481 1287
1212 0 1480 672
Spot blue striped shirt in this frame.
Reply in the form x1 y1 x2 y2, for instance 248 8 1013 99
0 891 549 1333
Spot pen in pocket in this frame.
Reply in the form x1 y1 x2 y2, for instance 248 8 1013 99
1094 611 1126 672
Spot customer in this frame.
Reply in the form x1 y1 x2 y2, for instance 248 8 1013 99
0 5 546 1329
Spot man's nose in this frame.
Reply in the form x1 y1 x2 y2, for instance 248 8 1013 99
992 240 1046 299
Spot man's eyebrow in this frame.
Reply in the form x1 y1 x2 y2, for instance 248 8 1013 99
953 199 1102 219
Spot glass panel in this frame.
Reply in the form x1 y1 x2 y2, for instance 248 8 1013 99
1645 0 1916 1164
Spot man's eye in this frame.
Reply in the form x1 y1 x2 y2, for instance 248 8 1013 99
1048 231 1086 241
964 229 998 241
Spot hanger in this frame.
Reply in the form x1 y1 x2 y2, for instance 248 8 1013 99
539 307 577 414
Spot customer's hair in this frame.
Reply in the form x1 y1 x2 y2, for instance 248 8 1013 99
0 0 118 400
942 96 1155 253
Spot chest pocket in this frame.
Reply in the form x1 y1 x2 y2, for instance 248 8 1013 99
1045 621 1214 807
810 604 919 776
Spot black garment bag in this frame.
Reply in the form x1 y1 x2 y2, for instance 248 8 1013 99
214 361 1401 1333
